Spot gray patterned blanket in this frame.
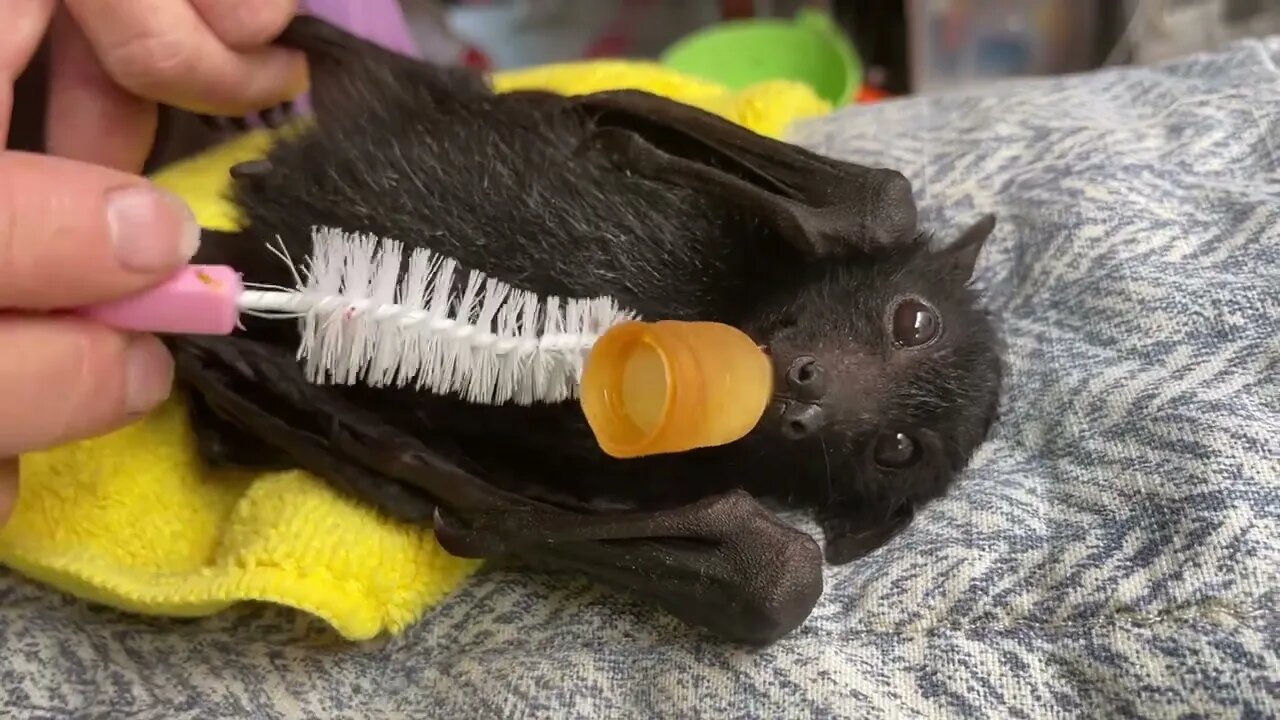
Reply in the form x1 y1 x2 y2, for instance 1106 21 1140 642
2 38 1277 720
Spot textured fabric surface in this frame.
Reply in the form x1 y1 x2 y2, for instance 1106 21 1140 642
2 39 1278 719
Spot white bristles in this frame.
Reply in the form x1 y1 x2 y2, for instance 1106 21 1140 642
237 226 636 405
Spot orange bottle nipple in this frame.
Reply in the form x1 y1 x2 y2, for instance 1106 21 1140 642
578 320 774 459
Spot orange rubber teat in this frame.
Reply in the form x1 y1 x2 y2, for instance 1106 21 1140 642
579 320 774 459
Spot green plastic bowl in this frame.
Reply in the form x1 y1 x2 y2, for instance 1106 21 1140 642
660 9 861 107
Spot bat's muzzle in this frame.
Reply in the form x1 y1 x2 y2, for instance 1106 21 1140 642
775 354 828 439
779 401 825 439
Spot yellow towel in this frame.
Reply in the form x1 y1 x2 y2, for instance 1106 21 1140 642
0 61 830 641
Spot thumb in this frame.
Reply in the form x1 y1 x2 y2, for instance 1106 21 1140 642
0 151 201 310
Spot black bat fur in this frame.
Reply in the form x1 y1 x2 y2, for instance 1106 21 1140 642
149 16 1002 643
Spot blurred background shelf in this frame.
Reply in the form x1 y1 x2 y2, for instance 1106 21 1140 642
397 0 1280 100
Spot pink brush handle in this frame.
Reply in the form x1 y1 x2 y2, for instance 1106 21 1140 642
77 265 244 335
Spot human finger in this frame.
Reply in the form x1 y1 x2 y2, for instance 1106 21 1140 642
0 0 58 143
0 151 200 309
0 315 173 457
65 0 307 116
190 0 299 50
46 8 157 172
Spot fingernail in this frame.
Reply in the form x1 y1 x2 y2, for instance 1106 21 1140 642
123 334 175 415
106 185 202 272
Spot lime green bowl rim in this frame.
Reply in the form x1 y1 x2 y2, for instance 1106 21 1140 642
659 11 862 106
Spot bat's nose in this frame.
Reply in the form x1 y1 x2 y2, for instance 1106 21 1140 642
783 355 825 400
780 402 825 439
769 355 829 439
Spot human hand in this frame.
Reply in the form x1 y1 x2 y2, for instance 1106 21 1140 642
0 152 201 525
5 0 307 172
0 1 303 526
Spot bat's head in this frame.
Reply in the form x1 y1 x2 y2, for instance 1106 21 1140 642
741 215 1002 565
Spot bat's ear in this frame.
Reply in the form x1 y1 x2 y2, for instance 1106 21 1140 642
936 213 996 283
820 502 914 565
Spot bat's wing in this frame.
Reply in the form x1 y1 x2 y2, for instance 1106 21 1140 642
559 88 919 258
170 331 823 644
273 14 917 260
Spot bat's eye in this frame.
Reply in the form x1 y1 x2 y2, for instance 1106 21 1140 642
874 432 920 468
891 299 940 348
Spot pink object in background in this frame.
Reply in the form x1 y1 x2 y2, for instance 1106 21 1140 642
302 0 421 57
77 266 245 336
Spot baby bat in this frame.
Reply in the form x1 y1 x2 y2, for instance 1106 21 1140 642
165 15 1003 642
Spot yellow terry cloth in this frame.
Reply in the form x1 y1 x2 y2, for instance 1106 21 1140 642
0 61 831 641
